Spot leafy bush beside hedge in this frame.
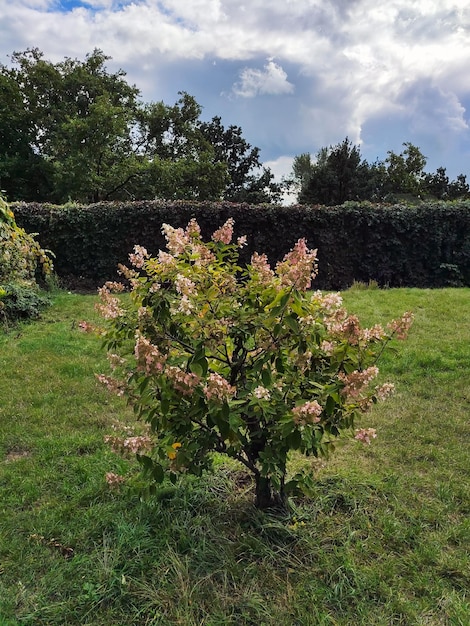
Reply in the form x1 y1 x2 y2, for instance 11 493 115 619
13 200 470 289
0 196 54 326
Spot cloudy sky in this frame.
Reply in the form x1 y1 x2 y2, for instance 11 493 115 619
2 0 470 193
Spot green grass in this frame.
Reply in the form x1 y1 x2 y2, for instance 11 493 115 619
1 289 469 625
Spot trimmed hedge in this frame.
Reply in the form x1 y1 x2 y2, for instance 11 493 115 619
13 200 470 289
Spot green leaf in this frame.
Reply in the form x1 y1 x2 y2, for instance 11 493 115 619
228 412 243 431
221 401 230 421
161 396 170 415
287 430 302 449
189 362 203 377
261 368 271 387
325 395 337 416
284 315 299 333
218 417 230 440
152 463 165 483
138 376 150 392
290 299 308 317
266 290 290 313
210 405 230 439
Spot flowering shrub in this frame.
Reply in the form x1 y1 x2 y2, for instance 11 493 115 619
94 218 413 509
0 196 54 325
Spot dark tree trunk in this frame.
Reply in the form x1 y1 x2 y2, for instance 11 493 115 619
254 475 287 511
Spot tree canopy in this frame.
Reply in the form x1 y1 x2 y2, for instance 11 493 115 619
291 138 469 205
0 49 280 204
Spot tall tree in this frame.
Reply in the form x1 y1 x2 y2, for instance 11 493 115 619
1 48 143 202
0 50 270 203
134 92 228 200
422 167 470 200
296 138 372 205
0 72 53 200
199 116 282 204
289 152 314 201
448 173 470 199
138 92 210 161
422 166 449 199
383 142 427 197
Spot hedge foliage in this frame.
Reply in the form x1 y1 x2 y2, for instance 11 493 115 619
13 200 470 290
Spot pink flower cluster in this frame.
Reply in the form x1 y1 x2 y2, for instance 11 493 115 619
160 220 215 267
387 311 414 340
339 366 379 399
327 314 361 345
104 434 152 455
134 334 167 375
129 245 150 269
360 324 386 342
107 353 125 370
203 372 236 403
103 281 125 293
276 239 318 291
250 252 274 284
354 428 377 445
253 386 271 400
316 291 343 313
166 365 201 396
105 472 125 488
186 218 201 237
117 263 139 283
158 250 177 268
78 320 95 333
96 285 125 320
96 373 126 396
175 274 196 296
162 224 191 256
212 218 234 244
175 295 193 314
122 435 153 454
320 340 336 355
376 382 395 401
193 243 216 266
292 400 323 425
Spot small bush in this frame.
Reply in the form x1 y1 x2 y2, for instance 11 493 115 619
0 282 51 322
0 195 54 327
92 218 413 510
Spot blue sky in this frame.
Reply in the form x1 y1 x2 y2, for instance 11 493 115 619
2 0 470 198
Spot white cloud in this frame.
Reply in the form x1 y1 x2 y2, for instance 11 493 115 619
263 155 297 205
1 0 470 177
231 60 294 98
80 0 116 8
400 82 468 135
263 155 294 181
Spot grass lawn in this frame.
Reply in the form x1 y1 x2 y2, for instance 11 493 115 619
0 288 469 625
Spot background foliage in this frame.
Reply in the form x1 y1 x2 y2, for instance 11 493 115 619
13 199 470 290
0 196 53 325
290 139 470 205
4 49 469 209
0 49 281 205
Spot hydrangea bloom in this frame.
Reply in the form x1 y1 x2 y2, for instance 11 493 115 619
292 400 323 425
212 218 234 244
